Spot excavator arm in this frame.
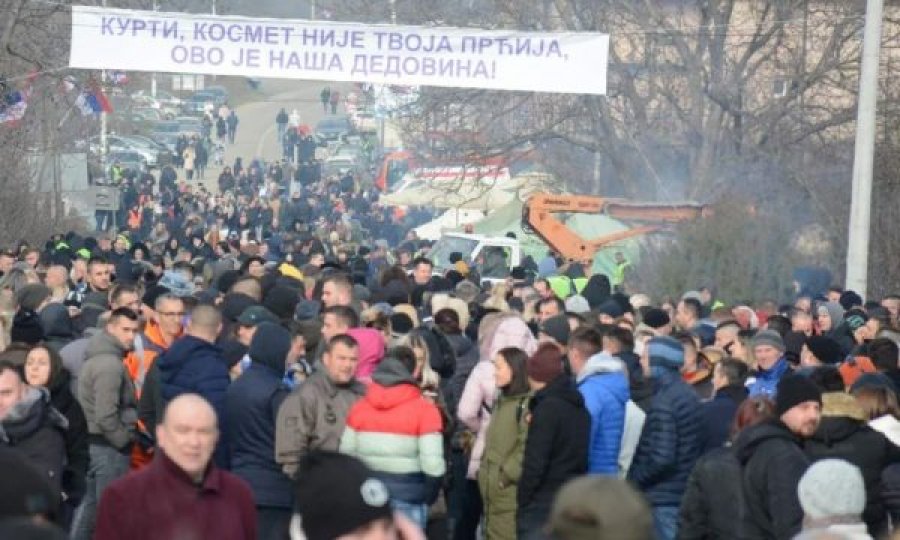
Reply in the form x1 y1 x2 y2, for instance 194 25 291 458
522 193 709 263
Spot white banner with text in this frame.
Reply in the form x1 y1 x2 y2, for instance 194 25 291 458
69 6 609 94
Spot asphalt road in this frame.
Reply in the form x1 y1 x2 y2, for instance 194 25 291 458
207 78 349 180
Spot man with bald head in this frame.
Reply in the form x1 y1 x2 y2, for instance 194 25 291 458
94 394 256 540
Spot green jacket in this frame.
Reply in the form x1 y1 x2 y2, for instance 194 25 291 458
478 392 530 540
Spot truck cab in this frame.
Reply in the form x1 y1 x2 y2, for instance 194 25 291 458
429 233 521 284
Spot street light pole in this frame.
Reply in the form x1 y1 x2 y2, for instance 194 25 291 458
390 0 396 24
151 0 159 98
100 0 108 184
845 0 884 298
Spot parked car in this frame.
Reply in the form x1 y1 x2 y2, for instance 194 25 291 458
131 107 165 122
132 89 183 107
131 95 178 119
174 116 204 138
107 150 147 175
202 85 230 105
315 115 353 142
120 135 173 166
151 120 181 139
85 135 159 167
181 93 214 116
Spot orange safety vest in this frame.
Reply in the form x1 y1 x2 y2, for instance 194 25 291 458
127 209 142 230
123 322 179 469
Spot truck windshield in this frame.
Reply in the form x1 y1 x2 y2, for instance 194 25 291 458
430 236 478 270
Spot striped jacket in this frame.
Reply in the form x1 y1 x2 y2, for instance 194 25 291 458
340 357 445 504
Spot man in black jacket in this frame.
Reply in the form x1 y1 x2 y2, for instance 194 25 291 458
517 343 589 540
734 374 821 540
701 357 749 452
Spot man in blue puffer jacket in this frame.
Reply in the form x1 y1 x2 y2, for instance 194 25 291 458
627 336 705 540
568 328 628 475
157 305 231 469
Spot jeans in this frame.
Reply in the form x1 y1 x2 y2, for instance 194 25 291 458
257 506 292 540
517 502 551 540
71 444 131 540
653 505 680 540
392 500 428 531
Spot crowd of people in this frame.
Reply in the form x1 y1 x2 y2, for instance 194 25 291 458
5 101 900 539
2 205 900 540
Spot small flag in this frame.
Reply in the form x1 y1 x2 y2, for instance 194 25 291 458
0 101 27 125
91 84 113 114
106 71 128 85
75 92 100 116
62 76 77 93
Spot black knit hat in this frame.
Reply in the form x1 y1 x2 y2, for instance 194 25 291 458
540 314 571 346
805 336 843 365
11 309 45 345
775 374 823 417
643 308 670 329
294 451 393 540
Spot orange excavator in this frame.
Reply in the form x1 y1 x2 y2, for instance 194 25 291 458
522 193 711 263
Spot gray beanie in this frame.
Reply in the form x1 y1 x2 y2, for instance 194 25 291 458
752 329 785 352
798 459 865 521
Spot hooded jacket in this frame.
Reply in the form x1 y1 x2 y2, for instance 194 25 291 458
804 391 900 536
78 330 136 450
340 356 445 504
225 326 292 509
627 368 705 507
517 374 589 515
157 335 231 469
576 352 629 474
0 387 68 496
39 303 77 354
733 419 809 540
60 327 101 397
347 327 385 383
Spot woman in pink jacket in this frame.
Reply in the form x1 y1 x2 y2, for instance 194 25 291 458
454 314 536 539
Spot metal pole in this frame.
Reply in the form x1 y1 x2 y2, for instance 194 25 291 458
310 0 315 19
390 0 396 24
151 0 159 98
100 0 108 183
845 0 883 298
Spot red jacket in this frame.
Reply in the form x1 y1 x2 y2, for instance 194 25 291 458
94 450 257 540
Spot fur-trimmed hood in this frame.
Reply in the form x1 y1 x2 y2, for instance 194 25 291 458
821 391 867 422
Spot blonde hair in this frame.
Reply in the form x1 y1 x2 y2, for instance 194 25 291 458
398 333 441 391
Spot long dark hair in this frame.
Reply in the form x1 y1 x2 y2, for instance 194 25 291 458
497 347 530 396
434 308 461 335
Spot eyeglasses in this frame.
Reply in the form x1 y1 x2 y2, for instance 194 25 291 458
159 311 185 318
